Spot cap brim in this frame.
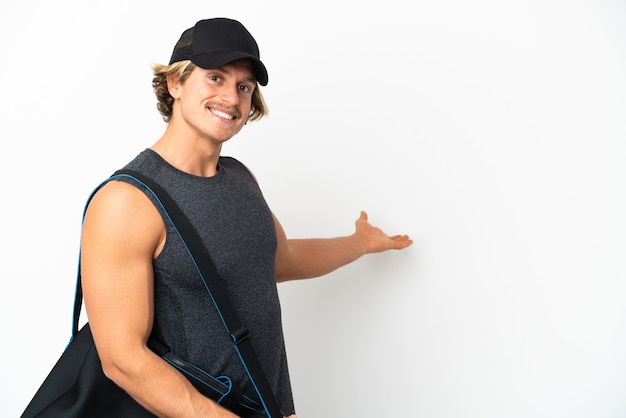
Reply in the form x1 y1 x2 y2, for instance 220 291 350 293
191 50 268 86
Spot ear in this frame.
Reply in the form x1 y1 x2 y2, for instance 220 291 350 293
166 74 181 99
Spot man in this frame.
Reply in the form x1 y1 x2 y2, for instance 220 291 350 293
81 18 412 418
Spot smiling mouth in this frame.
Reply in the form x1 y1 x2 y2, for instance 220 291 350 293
210 108 236 120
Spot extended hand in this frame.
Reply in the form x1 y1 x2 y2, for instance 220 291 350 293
355 211 413 254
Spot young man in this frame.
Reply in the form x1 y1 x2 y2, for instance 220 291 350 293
81 18 412 418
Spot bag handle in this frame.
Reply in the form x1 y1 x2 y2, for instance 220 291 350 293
73 169 283 418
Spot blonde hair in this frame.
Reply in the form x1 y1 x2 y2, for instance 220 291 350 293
151 60 268 123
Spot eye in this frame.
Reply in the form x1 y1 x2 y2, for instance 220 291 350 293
238 84 252 94
208 74 221 83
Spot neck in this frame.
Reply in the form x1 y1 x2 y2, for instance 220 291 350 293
151 128 222 178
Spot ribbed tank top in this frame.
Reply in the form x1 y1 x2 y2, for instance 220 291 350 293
117 149 294 415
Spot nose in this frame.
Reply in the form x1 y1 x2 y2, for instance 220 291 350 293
219 82 240 105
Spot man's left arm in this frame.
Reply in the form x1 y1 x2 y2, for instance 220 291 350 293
274 211 413 282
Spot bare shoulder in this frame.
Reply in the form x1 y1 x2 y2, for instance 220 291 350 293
81 180 163 351
82 180 165 256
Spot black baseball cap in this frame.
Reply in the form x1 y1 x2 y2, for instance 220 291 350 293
169 18 268 86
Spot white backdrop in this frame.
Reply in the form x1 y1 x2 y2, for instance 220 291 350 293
1 1 625 417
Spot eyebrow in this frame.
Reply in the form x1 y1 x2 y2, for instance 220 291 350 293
212 65 257 83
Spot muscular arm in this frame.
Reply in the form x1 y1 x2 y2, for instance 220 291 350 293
274 211 413 282
81 181 237 418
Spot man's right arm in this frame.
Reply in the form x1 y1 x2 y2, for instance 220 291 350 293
80 180 238 418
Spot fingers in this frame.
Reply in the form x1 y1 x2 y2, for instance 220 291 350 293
357 211 413 249
392 235 413 248
390 234 411 241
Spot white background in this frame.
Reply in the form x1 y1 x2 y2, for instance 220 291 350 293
1 1 625 417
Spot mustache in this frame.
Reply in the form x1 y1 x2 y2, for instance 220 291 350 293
207 102 242 119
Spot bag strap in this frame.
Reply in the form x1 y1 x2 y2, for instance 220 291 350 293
73 169 283 418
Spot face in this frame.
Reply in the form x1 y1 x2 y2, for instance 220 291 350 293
168 59 256 144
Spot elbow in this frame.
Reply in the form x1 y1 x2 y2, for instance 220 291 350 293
100 355 129 386
98 348 146 389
